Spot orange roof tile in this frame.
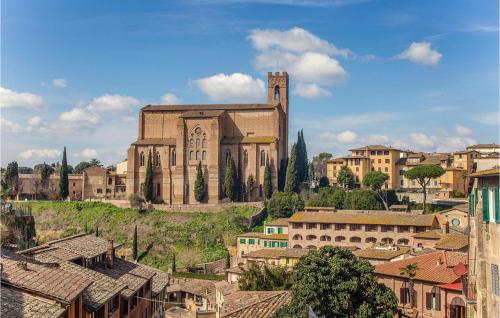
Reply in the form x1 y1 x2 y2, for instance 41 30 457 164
288 212 436 227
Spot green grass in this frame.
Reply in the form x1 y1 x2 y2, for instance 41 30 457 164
26 201 258 271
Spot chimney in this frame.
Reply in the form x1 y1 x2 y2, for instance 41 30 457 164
106 239 114 268
16 261 28 270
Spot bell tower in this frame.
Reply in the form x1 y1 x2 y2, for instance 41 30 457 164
267 72 289 115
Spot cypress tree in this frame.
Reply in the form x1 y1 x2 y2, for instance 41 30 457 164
172 253 176 273
226 251 231 269
300 130 309 183
59 147 69 199
95 226 99 237
194 161 206 202
284 144 299 193
143 150 154 202
296 131 304 183
278 158 288 191
246 174 255 202
263 158 273 199
133 225 138 261
223 155 237 201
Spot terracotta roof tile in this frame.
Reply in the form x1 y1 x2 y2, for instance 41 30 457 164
265 218 289 226
237 233 288 240
375 251 467 284
412 230 442 239
288 212 436 227
434 234 468 251
243 248 308 259
167 279 217 304
1 286 66 318
354 247 411 261
221 290 291 318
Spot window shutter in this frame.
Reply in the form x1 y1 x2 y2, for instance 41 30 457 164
400 288 406 304
436 292 441 310
425 293 432 310
495 186 499 223
469 195 474 215
475 188 479 210
483 187 489 223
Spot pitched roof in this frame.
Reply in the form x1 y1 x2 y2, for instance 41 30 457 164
349 145 402 152
167 278 217 304
412 230 442 239
47 234 112 259
237 232 288 240
354 247 411 261
434 234 469 251
221 290 291 318
0 254 91 304
243 248 308 259
265 218 289 226
288 212 437 227
179 109 225 118
470 168 500 177
1 286 66 318
374 251 467 284
142 103 276 112
467 143 499 149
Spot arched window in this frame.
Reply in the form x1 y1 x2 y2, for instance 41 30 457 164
320 235 331 242
189 151 194 161
350 237 361 243
381 238 393 244
397 238 409 245
202 151 207 160
202 139 207 148
450 297 466 318
155 152 161 167
171 149 176 166
366 237 377 243
428 287 441 310
196 151 200 161
306 245 317 250
196 139 200 148
243 150 248 166
274 85 280 100
260 150 266 166
293 234 303 241
306 235 317 241
335 236 346 242
139 152 145 166
293 244 302 249
189 139 194 148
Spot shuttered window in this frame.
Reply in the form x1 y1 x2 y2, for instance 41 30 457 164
483 187 489 223
469 195 474 216
495 186 499 223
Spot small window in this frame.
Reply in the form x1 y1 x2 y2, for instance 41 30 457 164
171 150 176 166
156 183 161 196
96 188 103 194
189 139 194 148
260 150 266 166
274 85 280 100
385 159 390 163
155 152 161 167
202 139 207 148
239 238 246 244
139 152 145 166
243 150 248 166
190 151 194 160
399 170 404 176
248 239 255 245
196 151 200 160
195 127 202 135
383 150 389 155
385 167 388 172
202 151 207 160
196 139 200 148
451 218 461 226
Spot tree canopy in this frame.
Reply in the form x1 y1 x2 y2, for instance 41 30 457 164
246 174 255 201
267 191 304 218
296 130 308 184
59 147 69 199
2 161 19 197
263 158 273 199
311 152 333 178
363 171 390 210
73 161 92 174
194 161 206 202
404 165 445 212
239 262 292 291
337 165 354 189
274 246 398 318
223 155 237 201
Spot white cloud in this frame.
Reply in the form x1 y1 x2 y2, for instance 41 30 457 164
19 148 61 160
28 116 42 126
294 83 331 99
79 148 98 159
248 27 352 57
161 93 181 104
122 116 136 123
87 94 140 112
456 125 472 136
52 78 67 88
398 42 442 66
291 52 347 84
59 107 100 126
410 133 435 148
366 134 390 144
319 130 358 144
0 118 24 133
195 73 265 102
474 112 499 125
0 87 45 109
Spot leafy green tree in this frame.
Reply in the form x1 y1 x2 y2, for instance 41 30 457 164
284 144 299 193
318 176 329 188
275 246 398 318
18 167 33 174
3 161 19 197
404 165 445 212
223 155 237 201
344 190 383 210
246 174 255 201
34 163 54 189
89 158 102 167
133 225 138 261
239 262 292 291
263 158 273 199
337 165 354 189
267 191 304 218
194 161 206 202
363 171 390 210
59 147 69 199
311 152 333 177
400 263 419 308
143 150 154 202
73 161 92 174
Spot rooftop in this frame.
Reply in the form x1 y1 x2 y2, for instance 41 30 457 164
244 248 308 259
1 285 66 318
467 143 500 149
237 232 288 240
167 278 217 304
470 167 500 177
142 103 276 112
49 234 116 259
288 211 437 227
354 246 411 261
132 138 176 146
265 218 289 226
221 290 291 318
413 230 442 239
434 233 469 251
375 251 467 284
349 145 402 152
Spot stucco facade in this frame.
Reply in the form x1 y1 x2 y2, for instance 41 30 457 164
127 72 289 204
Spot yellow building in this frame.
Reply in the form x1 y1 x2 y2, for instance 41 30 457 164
242 248 308 268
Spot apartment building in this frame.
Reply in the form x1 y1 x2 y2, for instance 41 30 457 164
236 232 288 256
287 211 439 250
264 218 289 235
467 168 500 318
466 143 500 154
375 251 468 318
17 234 169 318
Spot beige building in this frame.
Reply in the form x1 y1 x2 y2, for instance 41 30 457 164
467 168 500 317
287 211 440 250
466 143 500 154
82 166 127 200
236 232 288 257
126 72 289 204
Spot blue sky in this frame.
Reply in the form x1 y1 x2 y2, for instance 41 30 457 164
1 0 498 167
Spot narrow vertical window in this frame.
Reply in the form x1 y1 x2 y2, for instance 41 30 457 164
139 152 145 166
274 85 280 100
202 151 207 160
196 151 200 160
171 149 176 166
260 150 266 166
190 151 194 161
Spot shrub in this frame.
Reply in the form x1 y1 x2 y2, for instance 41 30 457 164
267 191 304 218
318 176 329 188
344 190 382 210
